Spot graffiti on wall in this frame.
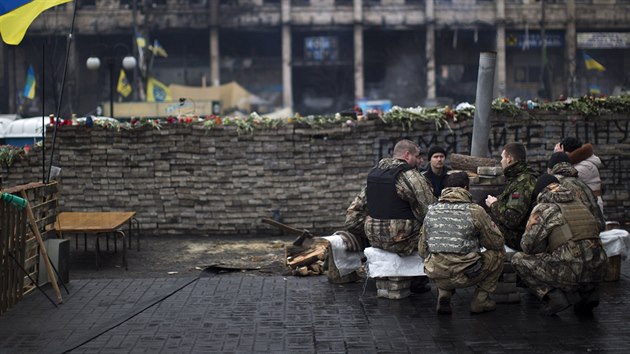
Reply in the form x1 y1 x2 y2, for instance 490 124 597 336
378 119 630 160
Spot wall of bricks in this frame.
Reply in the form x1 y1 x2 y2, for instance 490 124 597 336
2 112 629 236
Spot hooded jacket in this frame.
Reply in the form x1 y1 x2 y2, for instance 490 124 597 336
567 143 602 194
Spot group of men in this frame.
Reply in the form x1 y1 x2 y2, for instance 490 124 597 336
346 138 607 316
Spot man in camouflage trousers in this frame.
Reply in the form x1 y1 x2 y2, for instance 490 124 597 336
548 152 605 232
346 139 436 256
512 174 608 316
486 142 538 250
419 172 505 314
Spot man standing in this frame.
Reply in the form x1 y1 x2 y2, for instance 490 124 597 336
419 172 505 314
511 174 607 316
554 137 604 213
485 142 537 251
547 152 605 232
422 146 451 198
345 139 436 256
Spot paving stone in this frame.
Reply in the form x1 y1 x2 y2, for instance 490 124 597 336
0 267 629 353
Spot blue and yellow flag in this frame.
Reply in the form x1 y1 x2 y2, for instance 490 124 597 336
135 30 147 74
583 52 606 72
23 65 36 99
146 77 171 102
150 39 168 58
117 69 132 98
0 0 72 45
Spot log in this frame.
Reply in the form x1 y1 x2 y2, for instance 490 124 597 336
286 243 328 268
450 153 498 173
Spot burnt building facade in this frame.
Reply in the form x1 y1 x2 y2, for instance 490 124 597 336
2 0 630 116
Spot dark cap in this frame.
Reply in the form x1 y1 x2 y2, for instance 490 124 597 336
547 152 570 169
427 146 447 159
533 174 560 200
560 137 582 153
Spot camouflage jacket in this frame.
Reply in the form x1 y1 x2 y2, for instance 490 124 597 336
520 184 607 285
489 161 537 251
551 162 605 232
345 158 436 256
419 187 504 274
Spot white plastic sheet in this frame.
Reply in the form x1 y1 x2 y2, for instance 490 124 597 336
364 247 425 278
322 233 363 276
599 229 630 258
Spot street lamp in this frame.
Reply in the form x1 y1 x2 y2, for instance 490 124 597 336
86 53 137 118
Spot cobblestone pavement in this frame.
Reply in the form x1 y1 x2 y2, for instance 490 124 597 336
1 236 629 353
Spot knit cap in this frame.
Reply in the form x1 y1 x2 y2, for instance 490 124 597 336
427 146 446 159
547 152 570 169
533 174 559 200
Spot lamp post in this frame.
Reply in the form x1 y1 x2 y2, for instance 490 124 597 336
86 51 137 118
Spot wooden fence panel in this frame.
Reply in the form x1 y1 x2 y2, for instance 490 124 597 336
1 182 59 315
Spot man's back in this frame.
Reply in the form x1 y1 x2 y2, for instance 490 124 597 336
551 162 605 231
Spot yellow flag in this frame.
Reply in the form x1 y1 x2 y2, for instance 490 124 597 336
150 39 168 58
117 69 132 98
146 77 171 102
0 0 73 45
583 52 606 72
23 65 36 99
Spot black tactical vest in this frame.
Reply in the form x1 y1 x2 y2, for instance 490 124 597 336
366 163 415 220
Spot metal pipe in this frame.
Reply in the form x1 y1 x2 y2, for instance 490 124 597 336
471 52 497 158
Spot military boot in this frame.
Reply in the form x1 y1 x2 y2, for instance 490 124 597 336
573 288 600 315
410 276 431 294
540 289 571 316
436 288 452 315
470 288 496 314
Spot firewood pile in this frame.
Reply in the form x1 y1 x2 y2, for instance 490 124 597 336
285 238 330 276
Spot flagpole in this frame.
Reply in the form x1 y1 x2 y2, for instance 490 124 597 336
46 1 78 183
42 43 46 183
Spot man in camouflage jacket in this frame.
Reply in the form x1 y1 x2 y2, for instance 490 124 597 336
486 142 537 251
548 152 605 232
419 172 505 314
345 139 436 256
512 174 608 316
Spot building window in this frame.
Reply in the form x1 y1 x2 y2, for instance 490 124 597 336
304 36 339 62
149 0 167 7
514 66 541 83
78 0 96 8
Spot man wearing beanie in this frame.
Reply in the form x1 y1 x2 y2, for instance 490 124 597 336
422 146 451 198
485 142 538 251
554 137 604 213
511 174 607 316
547 152 605 232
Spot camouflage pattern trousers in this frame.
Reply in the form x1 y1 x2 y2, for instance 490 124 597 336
432 249 505 294
511 239 608 299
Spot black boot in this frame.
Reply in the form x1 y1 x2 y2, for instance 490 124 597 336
573 288 600 314
540 289 571 316
436 288 452 314
410 276 431 294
